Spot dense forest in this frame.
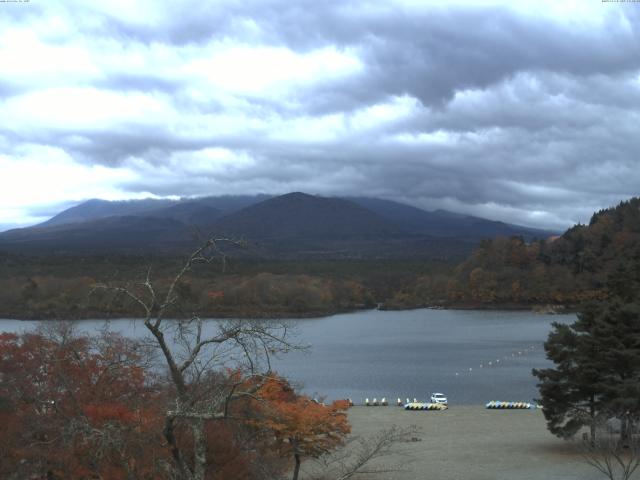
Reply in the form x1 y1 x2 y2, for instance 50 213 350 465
0 254 450 319
1 198 639 318
438 197 640 308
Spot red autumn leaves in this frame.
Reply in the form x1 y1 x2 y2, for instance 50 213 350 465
0 329 351 479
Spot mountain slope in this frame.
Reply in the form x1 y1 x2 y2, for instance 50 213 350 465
0 216 190 252
39 199 178 227
36 194 554 240
1 192 557 258
212 192 403 240
347 197 554 239
144 202 223 225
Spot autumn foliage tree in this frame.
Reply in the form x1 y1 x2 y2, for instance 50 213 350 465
0 324 164 479
256 377 351 480
0 326 353 480
445 198 640 307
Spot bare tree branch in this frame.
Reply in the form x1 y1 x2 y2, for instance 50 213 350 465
307 425 420 480
92 237 302 480
580 421 640 480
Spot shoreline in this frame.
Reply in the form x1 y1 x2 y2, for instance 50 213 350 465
0 302 573 322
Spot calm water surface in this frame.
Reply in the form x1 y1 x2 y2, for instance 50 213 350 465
0 309 574 405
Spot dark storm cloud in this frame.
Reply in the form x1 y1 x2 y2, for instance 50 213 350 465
73 2 640 109
289 7 640 112
2 1 640 230
107 1 640 109
95 1 640 112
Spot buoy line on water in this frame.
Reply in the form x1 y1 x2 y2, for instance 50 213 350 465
353 344 542 408
453 344 538 377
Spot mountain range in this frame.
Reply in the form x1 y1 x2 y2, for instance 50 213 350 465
0 193 556 258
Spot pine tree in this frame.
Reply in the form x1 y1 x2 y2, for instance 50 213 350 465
533 319 604 442
534 257 640 443
579 297 640 444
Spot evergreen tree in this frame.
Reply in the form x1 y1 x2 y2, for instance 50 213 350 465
533 320 604 441
579 297 640 444
534 258 640 443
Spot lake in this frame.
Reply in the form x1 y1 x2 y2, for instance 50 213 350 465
0 309 573 405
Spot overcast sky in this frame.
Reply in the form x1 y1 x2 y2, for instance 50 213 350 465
1 0 639 231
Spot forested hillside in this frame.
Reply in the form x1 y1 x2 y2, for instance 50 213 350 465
389 198 640 308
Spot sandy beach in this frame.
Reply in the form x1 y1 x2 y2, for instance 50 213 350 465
335 406 605 480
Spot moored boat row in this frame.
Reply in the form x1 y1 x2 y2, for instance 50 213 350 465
485 401 535 409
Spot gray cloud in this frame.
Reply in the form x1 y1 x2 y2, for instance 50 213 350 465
1 1 639 231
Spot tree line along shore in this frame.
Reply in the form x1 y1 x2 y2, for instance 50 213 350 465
1 197 639 320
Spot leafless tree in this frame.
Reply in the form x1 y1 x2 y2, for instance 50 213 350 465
307 425 420 480
93 238 301 480
580 420 640 480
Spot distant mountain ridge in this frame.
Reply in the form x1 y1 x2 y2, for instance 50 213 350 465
0 193 556 258
39 195 272 227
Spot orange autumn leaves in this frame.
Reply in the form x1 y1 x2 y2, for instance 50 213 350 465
256 377 351 459
0 330 164 480
0 330 352 479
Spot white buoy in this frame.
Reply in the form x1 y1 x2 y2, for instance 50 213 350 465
496 359 500 363
480 364 483 368
455 372 459 376
489 361 492 366
469 367 472 372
